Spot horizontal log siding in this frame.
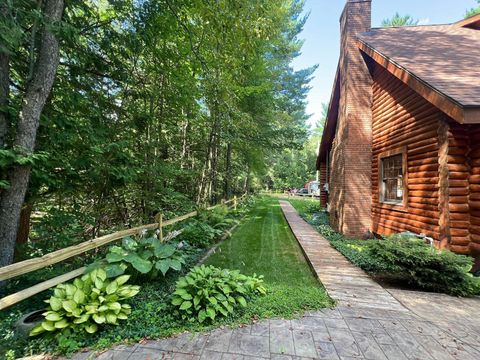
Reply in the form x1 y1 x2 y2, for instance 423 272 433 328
470 127 480 255
371 66 443 242
447 122 471 254
319 162 328 208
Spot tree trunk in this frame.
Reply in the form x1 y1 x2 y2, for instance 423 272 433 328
224 143 232 199
0 3 9 148
0 0 64 269
16 203 33 245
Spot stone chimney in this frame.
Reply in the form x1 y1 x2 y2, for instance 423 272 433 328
328 0 373 237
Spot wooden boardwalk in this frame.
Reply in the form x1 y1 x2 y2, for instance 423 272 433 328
279 200 407 312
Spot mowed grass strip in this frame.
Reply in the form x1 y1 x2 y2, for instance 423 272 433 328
206 196 332 318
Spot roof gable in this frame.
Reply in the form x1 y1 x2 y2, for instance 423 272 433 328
356 24 480 123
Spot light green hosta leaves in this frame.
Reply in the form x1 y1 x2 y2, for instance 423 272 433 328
44 312 62 322
92 313 106 324
73 289 86 304
30 271 139 337
49 296 62 311
85 324 98 334
106 280 118 295
62 300 77 313
108 302 122 312
116 275 130 286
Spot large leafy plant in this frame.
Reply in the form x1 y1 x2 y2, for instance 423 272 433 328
91 235 187 278
171 265 266 323
30 269 139 336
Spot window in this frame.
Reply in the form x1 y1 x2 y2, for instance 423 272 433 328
379 149 406 206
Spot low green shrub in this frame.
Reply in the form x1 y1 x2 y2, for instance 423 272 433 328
171 265 266 323
179 220 222 248
89 235 187 278
327 237 383 272
30 269 139 336
310 219 480 297
367 235 480 296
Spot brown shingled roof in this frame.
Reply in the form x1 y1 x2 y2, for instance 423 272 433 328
356 21 480 123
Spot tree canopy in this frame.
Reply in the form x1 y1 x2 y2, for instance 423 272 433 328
381 12 419 27
466 0 480 18
0 0 316 266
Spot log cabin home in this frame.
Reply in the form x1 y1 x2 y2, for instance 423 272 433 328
316 0 480 268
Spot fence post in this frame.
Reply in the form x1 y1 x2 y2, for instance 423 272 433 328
234 195 237 210
155 212 164 242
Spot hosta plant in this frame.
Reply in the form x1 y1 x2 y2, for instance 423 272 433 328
172 265 266 323
90 235 187 278
30 269 140 336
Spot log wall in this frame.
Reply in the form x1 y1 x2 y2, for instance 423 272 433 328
469 127 480 256
371 65 443 243
319 162 328 208
446 121 471 254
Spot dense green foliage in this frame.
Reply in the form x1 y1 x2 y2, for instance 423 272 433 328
206 196 333 316
89 235 187 278
30 270 139 336
288 198 480 297
172 265 266 323
367 236 480 296
178 220 222 249
0 0 315 261
264 104 327 191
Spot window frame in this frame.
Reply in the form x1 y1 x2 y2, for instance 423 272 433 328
378 147 408 211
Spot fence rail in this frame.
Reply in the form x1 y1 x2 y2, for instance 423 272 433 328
0 194 245 311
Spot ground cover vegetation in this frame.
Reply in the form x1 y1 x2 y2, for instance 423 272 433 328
288 198 480 297
0 197 259 358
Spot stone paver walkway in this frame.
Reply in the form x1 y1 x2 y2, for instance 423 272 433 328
69 201 480 360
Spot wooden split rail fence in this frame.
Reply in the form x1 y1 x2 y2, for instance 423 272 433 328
0 194 246 311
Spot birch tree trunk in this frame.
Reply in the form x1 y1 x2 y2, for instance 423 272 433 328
0 0 64 269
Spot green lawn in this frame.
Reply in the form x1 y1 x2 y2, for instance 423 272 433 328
284 197 320 217
206 196 332 318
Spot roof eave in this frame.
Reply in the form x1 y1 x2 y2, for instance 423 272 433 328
453 13 480 29
464 108 480 124
316 64 341 169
